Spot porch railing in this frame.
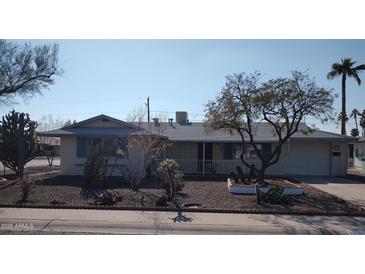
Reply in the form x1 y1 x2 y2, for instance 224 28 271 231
174 159 285 175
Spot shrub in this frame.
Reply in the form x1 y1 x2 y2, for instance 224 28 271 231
0 111 38 178
156 159 184 200
260 186 288 204
83 144 108 188
155 194 168 207
94 190 122 206
49 199 64 205
20 179 35 203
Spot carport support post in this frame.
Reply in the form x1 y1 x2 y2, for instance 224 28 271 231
202 142 205 175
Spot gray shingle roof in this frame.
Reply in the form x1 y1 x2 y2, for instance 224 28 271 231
136 122 354 142
37 114 354 142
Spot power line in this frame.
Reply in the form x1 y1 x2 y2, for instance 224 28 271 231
23 96 207 106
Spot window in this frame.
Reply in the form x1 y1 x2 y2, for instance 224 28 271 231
76 137 87 158
102 137 118 157
223 143 233 160
233 144 242 159
88 137 102 147
248 144 262 159
76 137 124 158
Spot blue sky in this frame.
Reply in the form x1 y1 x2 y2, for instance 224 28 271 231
1 39 365 133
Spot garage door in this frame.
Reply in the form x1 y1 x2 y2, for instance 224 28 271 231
287 142 330 176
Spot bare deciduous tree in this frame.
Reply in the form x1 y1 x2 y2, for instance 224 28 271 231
121 107 171 190
0 40 61 105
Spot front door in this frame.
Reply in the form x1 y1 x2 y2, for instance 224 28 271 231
197 143 213 173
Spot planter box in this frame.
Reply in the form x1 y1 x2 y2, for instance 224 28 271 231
227 178 304 196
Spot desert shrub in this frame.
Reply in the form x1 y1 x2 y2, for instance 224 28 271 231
260 186 288 204
49 199 64 205
94 190 122 206
0 111 38 178
83 144 108 188
20 179 35 203
156 159 184 200
155 194 168 207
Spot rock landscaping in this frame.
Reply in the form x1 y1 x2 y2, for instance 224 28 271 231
0 172 364 216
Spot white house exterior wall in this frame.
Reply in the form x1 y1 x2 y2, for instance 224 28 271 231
354 142 365 168
60 136 130 176
166 142 197 159
60 136 80 175
59 138 348 177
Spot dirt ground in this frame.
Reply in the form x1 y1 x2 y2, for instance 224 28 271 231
0 173 364 215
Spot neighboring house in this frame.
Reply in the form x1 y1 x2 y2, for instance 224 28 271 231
38 112 353 177
36 136 61 157
354 137 365 171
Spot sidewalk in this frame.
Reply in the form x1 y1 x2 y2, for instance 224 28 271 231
1 208 365 234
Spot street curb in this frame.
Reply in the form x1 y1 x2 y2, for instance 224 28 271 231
1 203 365 217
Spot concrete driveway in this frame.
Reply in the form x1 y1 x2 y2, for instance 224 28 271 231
295 176 365 208
0 157 60 174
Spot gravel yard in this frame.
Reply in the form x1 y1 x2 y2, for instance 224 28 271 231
0 173 364 215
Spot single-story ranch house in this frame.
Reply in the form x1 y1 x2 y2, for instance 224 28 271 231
38 112 353 177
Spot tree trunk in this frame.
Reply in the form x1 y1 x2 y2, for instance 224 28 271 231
18 120 25 179
166 166 175 200
255 167 268 204
257 166 268 186
341 74 347 135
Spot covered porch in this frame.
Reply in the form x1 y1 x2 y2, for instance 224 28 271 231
166 142 286 176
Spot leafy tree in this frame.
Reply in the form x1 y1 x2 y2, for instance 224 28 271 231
327 58 365 135
351 128 359 138
205 71 335 187
0 110 38 178
0 40 61 105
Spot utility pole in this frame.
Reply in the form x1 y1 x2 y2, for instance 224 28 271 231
146 96 150 123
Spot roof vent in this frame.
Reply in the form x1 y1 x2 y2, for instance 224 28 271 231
102 117 110 122
176 111 191 125
176 111 188 124
152 118 160 126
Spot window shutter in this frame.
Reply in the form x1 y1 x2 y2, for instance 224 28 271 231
224 143 233 160
76 137 87 158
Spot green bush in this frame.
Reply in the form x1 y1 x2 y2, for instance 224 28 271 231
0 110 38 178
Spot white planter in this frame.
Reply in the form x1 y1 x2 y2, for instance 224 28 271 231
227 178 303 196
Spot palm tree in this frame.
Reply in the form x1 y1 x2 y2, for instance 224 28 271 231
350 108 360 132
360 110 365 137
327 58 365 135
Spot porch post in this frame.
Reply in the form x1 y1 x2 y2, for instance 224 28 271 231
202 142 206 175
